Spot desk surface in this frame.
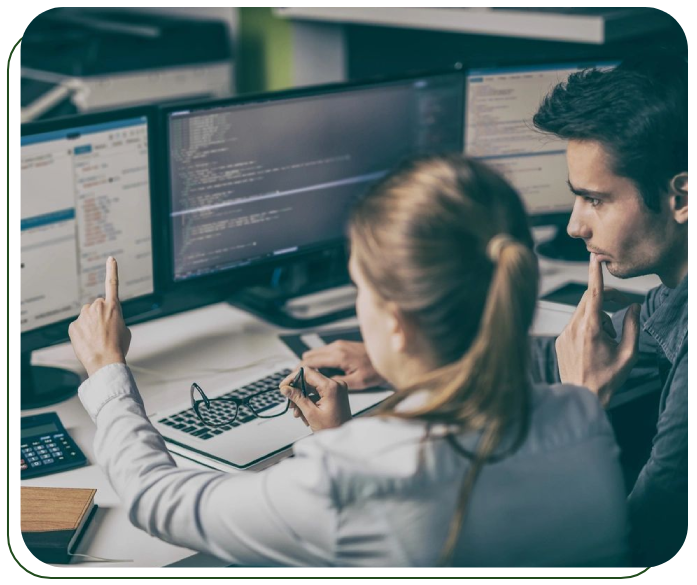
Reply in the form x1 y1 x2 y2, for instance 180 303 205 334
21 256 661 567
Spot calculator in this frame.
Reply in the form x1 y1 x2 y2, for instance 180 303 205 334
21 412 87 479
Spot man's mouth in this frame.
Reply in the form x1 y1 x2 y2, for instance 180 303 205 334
586 246 611 262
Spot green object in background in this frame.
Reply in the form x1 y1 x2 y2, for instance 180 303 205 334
238 8 293 94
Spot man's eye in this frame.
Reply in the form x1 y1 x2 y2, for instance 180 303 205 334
585 197 601 208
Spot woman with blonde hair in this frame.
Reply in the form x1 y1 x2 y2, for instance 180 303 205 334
70 155 628 566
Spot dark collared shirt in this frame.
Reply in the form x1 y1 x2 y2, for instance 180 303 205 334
531 275 687 566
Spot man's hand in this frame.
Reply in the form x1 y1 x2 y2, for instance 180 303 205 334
555 253 641 406
279 367 352 432
301 341 384 391
68 257 132 377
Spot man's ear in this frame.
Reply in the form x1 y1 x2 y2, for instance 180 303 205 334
670 172 688 224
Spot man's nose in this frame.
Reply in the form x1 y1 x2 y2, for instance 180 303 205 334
566 199 592 240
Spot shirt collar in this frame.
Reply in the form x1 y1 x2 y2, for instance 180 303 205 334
643 274 688 364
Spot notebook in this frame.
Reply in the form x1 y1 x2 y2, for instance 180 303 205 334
21 487 97 564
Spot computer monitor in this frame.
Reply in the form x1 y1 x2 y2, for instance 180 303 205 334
161 71 465 324
464 61 617 259
21 107 158 408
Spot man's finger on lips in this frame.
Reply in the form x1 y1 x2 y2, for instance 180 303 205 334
585 253 605 319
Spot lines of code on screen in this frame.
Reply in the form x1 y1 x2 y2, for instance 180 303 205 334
168 75 463 281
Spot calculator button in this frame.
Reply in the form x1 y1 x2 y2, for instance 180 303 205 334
27 456 39 462
44 458 54 464
30 461 42 468
40 453 51 460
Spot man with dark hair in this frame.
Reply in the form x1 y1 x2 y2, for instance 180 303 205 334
530 54 687 567
302 54 687 566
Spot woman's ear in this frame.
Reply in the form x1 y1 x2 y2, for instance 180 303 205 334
386 302 409 355
670 172 688 225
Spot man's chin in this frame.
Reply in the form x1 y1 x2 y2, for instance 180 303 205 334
605 261 643 279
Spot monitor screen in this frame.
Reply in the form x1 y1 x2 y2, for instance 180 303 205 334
465 62 616 217
21 115 155 333
166 73 464 282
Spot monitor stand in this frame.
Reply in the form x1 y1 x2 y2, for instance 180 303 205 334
21 352 81 410
227 253 356 329
536 227 590 262
227 285 356 329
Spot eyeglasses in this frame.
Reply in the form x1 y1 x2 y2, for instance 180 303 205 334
190 369 306 428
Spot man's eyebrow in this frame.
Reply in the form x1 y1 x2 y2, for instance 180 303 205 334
566 179 610 197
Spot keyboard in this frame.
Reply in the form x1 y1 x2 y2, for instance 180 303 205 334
157 368 292 441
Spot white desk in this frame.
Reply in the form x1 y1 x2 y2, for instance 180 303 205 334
21 257 661 568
